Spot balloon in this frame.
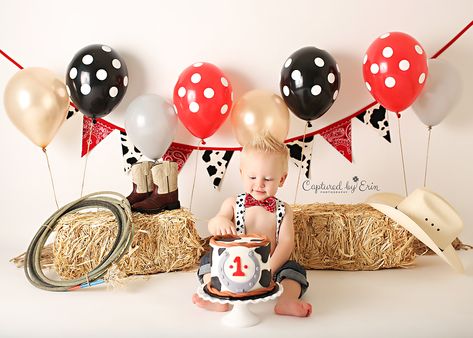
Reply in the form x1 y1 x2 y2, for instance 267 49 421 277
173 62 232 140
411 59 462 127
4 67 69 148
280 46 341 121
125 94 178 160
363 32 428 113
231 89 289 145
66 44 128 119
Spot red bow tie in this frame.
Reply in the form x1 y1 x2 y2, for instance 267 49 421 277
244 194 277 213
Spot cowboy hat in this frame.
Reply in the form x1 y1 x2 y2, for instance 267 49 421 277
366 187 464 272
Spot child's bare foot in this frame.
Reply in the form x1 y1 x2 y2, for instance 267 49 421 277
274 298 312 317
192 293 230 312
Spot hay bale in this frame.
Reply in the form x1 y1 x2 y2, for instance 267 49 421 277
53 209 204 280
26 202 468 279
291 203 417 270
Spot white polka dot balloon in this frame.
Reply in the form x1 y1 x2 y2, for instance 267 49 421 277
66 44 128 119
173 62 233 140
280 46 341 121
362 32 428 113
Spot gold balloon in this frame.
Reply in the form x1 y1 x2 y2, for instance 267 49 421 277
231 90 289 145
4 67 69 149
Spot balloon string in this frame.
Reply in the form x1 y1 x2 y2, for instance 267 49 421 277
397 115 408 197
42 148 59 209
188 140 202 212
293 122 309 205
423 126 432 187
80 120 94 197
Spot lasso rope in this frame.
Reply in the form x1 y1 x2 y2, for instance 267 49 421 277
24 191 133 291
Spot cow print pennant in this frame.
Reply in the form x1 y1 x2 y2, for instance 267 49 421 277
67 105 79 119
356 104 391 142
286 136 314 179
120 131 143 173
202 150 234 189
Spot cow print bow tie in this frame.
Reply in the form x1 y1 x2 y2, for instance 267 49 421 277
244 194 277 213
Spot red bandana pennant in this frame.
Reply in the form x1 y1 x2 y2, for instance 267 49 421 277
320 119 353 162
81 116 118 157
162 143 194 172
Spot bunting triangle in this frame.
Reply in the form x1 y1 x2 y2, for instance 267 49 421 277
356 104 391 142
320 119 353 162
120 131 143 173
67 105 78 120
81 116 117 157
162 143 194 172
202 150 234 189
287 136 314 179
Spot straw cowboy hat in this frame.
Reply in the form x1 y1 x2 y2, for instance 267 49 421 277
366 187 464 272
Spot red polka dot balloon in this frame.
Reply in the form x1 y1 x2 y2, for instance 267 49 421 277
362 32 428 113
173 62 233 140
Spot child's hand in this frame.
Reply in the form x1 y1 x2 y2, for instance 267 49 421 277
208 216 237 236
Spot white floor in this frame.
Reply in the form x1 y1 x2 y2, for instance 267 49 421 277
1 245 472 338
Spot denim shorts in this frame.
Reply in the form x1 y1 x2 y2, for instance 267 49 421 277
197 252 309 298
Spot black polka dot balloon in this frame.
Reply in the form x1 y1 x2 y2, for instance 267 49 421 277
66 44 128 119
280 46 340 122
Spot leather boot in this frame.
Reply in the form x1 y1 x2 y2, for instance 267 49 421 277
132 161 181 213
127 161 154 205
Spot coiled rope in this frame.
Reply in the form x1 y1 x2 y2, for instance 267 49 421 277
24 191 133 291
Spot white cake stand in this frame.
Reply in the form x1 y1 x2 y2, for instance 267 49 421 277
196 283 283 328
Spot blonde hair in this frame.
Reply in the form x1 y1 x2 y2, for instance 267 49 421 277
241 133 289 172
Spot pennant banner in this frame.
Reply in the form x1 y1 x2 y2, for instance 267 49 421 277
356 104 391 142
67 105 78 120
287 136 314 179
202 150 234 189
81 116 117 157
162 143 194 172
320 119 353 162
3 23 471 190
120 131 143 173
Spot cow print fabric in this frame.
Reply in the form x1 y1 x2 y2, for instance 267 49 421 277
356 104 391 142
202 150 234 189
120 131 143 173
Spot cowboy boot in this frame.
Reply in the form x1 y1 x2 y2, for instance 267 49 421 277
132 161 181 213
127 161 154 206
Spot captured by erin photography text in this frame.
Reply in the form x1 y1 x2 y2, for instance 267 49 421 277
302 176 381 194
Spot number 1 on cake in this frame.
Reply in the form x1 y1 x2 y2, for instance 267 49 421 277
231 256 246 277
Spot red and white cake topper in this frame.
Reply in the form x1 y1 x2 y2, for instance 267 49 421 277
173 62 233 141
362 32 428 113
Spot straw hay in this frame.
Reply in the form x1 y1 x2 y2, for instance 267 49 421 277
291 203 417 270
13 203 469 277
52 208 204 280
10 244 54 269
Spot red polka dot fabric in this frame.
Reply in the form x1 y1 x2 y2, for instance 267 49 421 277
173 62 233 140
362 32 428 113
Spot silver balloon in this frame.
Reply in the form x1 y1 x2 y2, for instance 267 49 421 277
125 94 177 160
412 59 462 127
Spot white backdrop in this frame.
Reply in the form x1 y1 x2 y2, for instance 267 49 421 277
1 1 473 337
1 1 472 246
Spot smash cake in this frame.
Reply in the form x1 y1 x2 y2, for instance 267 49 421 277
205 234 277 299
